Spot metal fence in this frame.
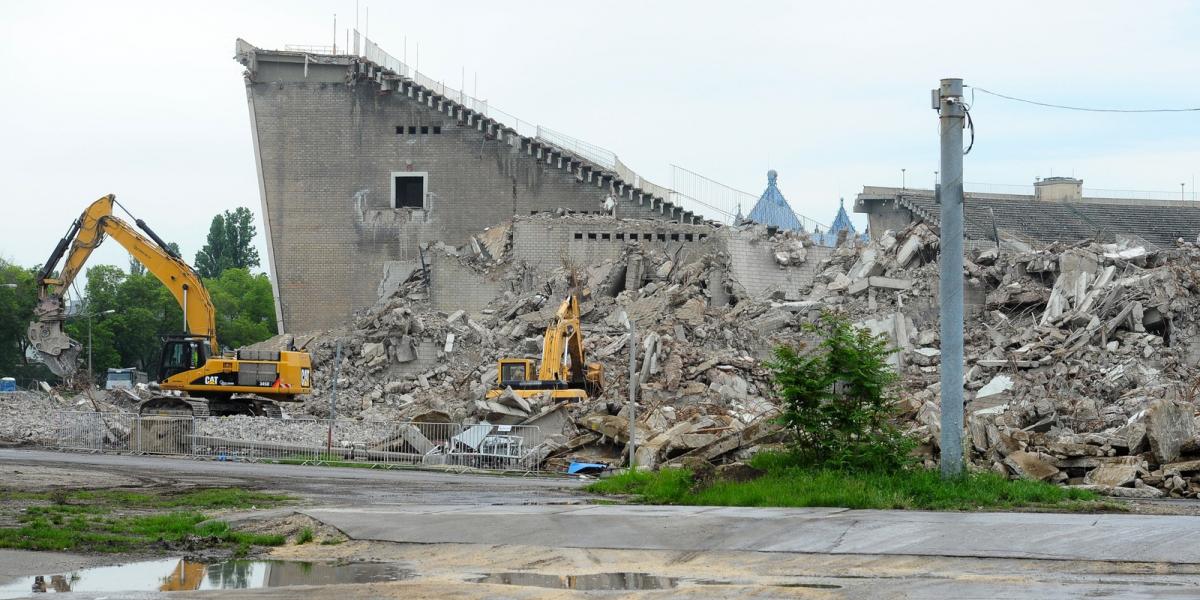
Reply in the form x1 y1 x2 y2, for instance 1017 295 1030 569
48 412 545 473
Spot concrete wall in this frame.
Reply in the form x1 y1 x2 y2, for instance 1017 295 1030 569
857 199 917 240
511 217 717 273
243 53 672 333
428 250 506 313
721 230 833 300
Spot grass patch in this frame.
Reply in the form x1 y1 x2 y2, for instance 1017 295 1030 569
68 488 291 509
296 527 314 544
588 453 1118 512
0 487 293 553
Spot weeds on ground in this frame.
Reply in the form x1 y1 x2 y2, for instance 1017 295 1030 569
296 527 314 544
588 452 1117 512
0 487 291 553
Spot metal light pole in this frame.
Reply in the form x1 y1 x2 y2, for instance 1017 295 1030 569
327 340 343 455
902 168 907 189
626 318 638 468
935 78 966 478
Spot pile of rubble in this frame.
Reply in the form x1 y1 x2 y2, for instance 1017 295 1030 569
291 227 812 471
796 221 1200 498
0 386 138 446
290 212 1200 495
14 208 1200 498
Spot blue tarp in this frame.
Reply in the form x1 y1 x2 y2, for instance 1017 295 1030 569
567 462 607 475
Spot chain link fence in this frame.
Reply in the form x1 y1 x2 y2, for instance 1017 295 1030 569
47 412 545 473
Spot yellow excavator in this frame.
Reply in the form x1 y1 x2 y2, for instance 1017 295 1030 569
486 293 603 402
28 194 311 417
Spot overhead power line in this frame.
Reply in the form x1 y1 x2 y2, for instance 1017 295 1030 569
974 87 1200 113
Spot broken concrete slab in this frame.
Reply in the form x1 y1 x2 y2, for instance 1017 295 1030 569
1146 399 1197 464
1004 450 1060 481
1084 463 1138 487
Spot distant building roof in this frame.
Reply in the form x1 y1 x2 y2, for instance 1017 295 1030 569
814 198 869 246
747 170 804 231
854 185 1200 248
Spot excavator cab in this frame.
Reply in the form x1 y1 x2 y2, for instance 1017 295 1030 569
159 336 210 380
486 293 603 403
497 359 535 387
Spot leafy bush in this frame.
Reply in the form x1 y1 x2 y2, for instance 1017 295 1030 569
768 312 915 471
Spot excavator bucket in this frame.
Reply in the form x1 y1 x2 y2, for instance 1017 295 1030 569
27 296 81 377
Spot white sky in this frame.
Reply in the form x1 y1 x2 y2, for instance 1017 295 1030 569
3 0 1198 293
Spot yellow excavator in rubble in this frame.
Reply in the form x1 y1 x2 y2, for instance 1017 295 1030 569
27 194 312 417
486 293 603 402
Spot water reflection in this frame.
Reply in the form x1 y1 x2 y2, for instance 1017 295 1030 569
475 572 678 590
0 559 411 598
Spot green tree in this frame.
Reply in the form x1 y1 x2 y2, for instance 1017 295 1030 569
64 265 126 380
768 312 915 472
0 260 38 375
194 208 260 278
205 268 277 350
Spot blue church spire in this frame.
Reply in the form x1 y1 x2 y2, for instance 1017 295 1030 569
746 170 804 231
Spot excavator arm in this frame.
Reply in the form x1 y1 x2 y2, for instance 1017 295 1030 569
28 195 218 376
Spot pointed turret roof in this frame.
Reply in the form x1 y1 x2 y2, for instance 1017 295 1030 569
829 198 857 236
747 170 803 231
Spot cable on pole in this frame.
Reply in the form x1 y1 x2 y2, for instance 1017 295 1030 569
974 87 1200 113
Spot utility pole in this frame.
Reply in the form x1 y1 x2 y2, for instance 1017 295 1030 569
327 340 343 456
901 168 907 189
935 78 965 478
626 318 638 467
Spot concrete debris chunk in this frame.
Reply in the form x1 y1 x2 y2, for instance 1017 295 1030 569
1003 451 1060 481
1146 399 1197 464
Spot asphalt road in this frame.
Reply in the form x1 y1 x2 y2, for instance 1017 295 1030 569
6 449 1200 599
304 502 1200 563
0 448 587 506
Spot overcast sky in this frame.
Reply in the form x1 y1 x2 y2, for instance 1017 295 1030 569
3 1 1198 294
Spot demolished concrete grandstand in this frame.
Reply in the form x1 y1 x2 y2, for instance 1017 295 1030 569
13 209 1200 497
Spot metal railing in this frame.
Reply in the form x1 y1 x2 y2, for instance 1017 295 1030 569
670 164 828 231
49 412 546 473
536 126 617 170
285 44 335 54
351 32 767 223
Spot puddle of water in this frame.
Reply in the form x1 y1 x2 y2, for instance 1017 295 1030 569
0 558 411 598
474 572 678 591
691 578 842 589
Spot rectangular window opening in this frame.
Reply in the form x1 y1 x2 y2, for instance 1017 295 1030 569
395 126 404 135
408 126 417 134
670 233 680 241
433 125 442 134
642 233 652 241
699 234 708 241
616 233 625 241
391 172 427 209
601 233 611 241
685 233 694 242
574 232 584 240
420 125 430 134
657 233 666 242
587 233 597 240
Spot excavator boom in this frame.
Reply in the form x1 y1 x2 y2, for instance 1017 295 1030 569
488 292 603 402
29 195 217 376
30 194 311 417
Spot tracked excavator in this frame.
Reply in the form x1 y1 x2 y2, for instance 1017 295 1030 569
27 194 312 417
486 293 603 402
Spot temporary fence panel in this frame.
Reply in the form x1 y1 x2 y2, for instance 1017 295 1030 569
53 412 137 453
49 413 545 473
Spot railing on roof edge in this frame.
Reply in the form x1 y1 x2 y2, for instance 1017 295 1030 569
351 32 833 229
